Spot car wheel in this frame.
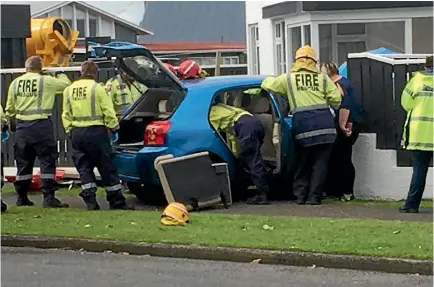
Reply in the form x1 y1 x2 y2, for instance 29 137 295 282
126 182 167 206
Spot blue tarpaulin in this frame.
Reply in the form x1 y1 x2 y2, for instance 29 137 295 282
338 47 398 78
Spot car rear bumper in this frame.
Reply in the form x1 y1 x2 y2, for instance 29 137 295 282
113 146 169 185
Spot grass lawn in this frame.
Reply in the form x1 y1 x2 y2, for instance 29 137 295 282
3 185 432 208
2 207 432 260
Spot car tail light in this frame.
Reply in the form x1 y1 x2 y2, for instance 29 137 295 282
144 121 170 145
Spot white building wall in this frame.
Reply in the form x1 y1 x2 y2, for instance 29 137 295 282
353 134 433 200
246 0 284 75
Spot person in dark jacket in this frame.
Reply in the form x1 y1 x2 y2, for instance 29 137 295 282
321 62 363 201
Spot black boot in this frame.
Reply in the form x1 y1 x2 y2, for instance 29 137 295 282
43 196 69 208
16 195 34 206
247 190 269 205
107 191 135 210
1 200 7 212
80 195 100 211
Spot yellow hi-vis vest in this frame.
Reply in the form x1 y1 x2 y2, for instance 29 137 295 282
261 71 341 146
401 70 434 151
5 72 71 121
62 78 119 133
209 104 251 154
105 75 147 116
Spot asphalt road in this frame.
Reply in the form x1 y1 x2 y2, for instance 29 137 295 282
1 247 432 287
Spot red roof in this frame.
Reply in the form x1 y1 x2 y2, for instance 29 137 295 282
75 41 246 51
142 42 246 51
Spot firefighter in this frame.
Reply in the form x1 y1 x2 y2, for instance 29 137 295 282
399 56 434 214
5 56 71 208
178 60 208 80
209 103 269 205
105 58 147 118
261 45 341 205
1 105 8 212
62 60 134 211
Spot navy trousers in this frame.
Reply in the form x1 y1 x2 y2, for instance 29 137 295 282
14 119 58 197
234 115 268 193
404 150 433 209
71 126 125 205
326 122 361 197
293 143 332 203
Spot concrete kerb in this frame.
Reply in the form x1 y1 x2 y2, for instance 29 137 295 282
1 235 432 275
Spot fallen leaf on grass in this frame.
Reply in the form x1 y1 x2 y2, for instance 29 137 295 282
130 222 137 225
393 230 401 234
84 224 91 228
241 226 247 231
33 215 41 219
106 225 113 229
251 258 261 264
262 224 274 231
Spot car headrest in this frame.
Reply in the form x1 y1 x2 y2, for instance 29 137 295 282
158 100 174 113
250 97 270 114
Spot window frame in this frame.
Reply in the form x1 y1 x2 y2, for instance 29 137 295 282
274 20 286 75
249 24 260 75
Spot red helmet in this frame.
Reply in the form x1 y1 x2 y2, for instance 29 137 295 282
178 60 202 80
164 63 177 76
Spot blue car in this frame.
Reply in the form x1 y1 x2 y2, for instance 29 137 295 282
94 43 295 201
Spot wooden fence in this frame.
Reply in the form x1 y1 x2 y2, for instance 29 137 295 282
347 54 432 167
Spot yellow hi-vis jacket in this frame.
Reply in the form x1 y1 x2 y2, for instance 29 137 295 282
6 72 71 121
1 105 6 127
105 75 147 116
209 104 251 155
261 71 341 147
62 78 119 133
401 70 434 151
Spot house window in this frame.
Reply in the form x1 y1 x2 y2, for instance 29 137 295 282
319 21 405 65
274 21 286 75
222 56 239 65
249 24 260 75
76 19 85 38
286 26 301 68
89 19 97 37
89 12 98 37
303 25 311 46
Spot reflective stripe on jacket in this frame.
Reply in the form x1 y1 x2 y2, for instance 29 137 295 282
62 78 119 133
401 70 434 151
261 71 341 147
209 104 251 154
6 72 71 121
105 75 147 116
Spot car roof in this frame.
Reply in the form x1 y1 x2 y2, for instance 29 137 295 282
183 75 267 91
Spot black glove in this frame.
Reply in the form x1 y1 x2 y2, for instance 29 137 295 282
1 124 8 133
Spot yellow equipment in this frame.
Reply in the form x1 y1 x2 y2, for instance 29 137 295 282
26 17 79 67
161 202 189 226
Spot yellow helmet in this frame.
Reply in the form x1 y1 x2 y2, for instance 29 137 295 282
161 202 189 226
295 45 317 62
